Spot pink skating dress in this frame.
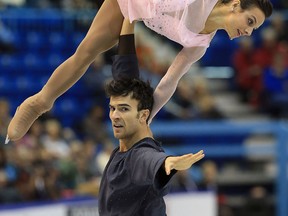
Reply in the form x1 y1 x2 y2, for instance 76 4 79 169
117 0 218 120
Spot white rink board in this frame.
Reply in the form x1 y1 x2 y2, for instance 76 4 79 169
0 204 66 216
165 192 217 216
0 192 216 216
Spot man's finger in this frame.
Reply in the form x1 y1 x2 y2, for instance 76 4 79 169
165 166 171 175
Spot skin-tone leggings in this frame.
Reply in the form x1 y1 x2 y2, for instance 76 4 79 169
7 0 125 141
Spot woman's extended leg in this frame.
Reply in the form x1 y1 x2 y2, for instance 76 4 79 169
7 0 125 142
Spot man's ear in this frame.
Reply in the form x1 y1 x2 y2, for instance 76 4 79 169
139 109 150 124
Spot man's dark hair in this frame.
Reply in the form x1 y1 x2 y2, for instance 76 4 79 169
221 0 273 18
105 78 154 121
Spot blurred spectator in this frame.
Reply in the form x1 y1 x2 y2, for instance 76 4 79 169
61 0 93 10
58 139 100 197
164 78 195 119
0 21 15 54
57 157 77 197
242 186 273 216
74 145 100 197
80 104 112 145
0 0 25 7
269 0 284 9
271 12 288 50
134 23 177 91
0 146 22 203
94 0 104 9
232 37 262 104
25 0 52 8
72 140 100 185
170 170 197 193
11 121 62 202
197 160 235 216
41 119 70 159
165 75 223 120
262 49 288 118
25 0 95 9
270 12 288 45
279 0 288 9
15 119 44 149
253 27 280 73
6 144 31 201
95 143 114 174
239 27 282 108
82 54 111 104
81 138 101 177
27 160 60 200
0 98 11 140
234 26 288 109
198 160 218 192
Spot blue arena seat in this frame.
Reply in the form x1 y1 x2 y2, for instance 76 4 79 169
13 76 42 95
0 76 13 94
21 53 50 76
0 54 22 76
200 31 238 67
24 31 48 52
48 32 67 51
53 98 81 116
47 53 66 70
72 32 85 48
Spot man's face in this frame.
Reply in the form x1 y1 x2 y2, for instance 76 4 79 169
109 94 143 141
224 5 265 40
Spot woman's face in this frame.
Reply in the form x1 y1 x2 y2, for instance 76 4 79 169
225 5 266 40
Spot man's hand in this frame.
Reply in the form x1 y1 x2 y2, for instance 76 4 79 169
164 150 205 175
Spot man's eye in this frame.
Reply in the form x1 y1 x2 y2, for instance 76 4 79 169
121 107 128 111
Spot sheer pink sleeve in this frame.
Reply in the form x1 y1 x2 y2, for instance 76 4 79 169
117 0 217 47
149 46 207 122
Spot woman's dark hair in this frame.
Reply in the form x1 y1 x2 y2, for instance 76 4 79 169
105 78 154 120
221 0 273 18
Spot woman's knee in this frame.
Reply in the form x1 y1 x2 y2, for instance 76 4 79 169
78 32 117 60
74 39 99 65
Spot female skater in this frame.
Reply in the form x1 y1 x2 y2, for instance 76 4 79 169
6 0 273 142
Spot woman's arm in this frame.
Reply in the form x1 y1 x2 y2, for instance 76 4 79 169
149 46 207 122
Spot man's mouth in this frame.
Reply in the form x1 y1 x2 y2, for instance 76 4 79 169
113 124 123 128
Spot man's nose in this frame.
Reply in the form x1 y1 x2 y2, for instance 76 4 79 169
111 110 120 119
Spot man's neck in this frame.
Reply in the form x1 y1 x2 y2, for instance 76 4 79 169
119 125 152 152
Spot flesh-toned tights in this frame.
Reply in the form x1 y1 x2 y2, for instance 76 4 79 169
8 0 124 141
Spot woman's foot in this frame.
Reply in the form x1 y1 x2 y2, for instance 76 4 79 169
7 93 53 142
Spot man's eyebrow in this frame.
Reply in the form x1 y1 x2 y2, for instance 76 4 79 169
110 104 131 108
118 104 131 107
